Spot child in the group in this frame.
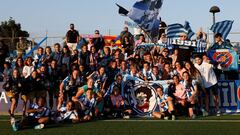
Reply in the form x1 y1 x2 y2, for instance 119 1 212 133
110 86 125 118
11 97 50 131
152 85 169 119
56 101 79 123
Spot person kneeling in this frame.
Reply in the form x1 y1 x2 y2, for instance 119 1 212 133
77 88 97 121
110 86 125 118
152 85 170 120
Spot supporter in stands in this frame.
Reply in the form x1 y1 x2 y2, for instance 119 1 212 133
211 33 233 50
65 23 80 54
160 48 172 64
22 57 34 79
182 71 198 119
15 57 24 77
93 30 105 52
120 26 134 46
194 55 220 116
87 46 99 72
61 45 72 70
79 45 89 67
1 62 12 81
34 47 44 69
174 61 186 80
42 46 52 66
152 85 170 119
135 34 146 47
109 86 124 118
161 63 177 80
51 43 62 68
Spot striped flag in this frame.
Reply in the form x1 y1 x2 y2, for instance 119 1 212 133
117 0 164 43
166 23 187 39
210 20 234 40
184 21 195 40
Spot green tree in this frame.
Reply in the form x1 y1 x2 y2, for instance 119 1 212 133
0 17 29 50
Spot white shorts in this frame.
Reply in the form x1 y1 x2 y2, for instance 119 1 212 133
67 43 77 52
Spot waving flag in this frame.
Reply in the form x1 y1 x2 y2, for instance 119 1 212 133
116 3 129 16
210 20 234 40
184 21 195 39
166 23 187 39
207 49 238 71
117 0 163 43
124 21 138 28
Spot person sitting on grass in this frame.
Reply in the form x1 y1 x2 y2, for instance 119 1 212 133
56 101 79 123
11 97 50 131
77 88 97 121
152 85 170 119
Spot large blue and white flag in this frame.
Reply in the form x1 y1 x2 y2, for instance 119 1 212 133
124 21 138 28
117 0 163 43
166 23 187 39
184 21 195 40
210 20 234 40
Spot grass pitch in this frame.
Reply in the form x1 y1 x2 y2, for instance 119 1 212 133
0 115 240 135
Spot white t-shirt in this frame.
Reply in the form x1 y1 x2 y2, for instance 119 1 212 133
22 65 34 78
194 62 217 88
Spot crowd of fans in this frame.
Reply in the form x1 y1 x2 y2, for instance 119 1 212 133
0 23 238 131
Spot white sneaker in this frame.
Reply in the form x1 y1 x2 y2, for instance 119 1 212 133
216 110 221 117
123 115 130 119
12 122 18 131
202 111 209 117
191 114 196 119
164 116 169 120
34 124 44 130
171 115 176 120
10 117 15 125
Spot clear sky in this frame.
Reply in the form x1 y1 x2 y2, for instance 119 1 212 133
0 0 239 42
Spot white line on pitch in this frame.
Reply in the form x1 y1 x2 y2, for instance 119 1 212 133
102 119 240 123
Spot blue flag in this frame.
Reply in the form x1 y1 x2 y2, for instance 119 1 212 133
117 0 163 43
166 23 187 39
184 21 195 40
207 49 238 71
210 20 234 40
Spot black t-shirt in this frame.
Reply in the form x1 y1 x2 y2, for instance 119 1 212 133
66 30 79 43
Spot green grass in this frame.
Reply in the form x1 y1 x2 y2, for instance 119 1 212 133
1 115 240 135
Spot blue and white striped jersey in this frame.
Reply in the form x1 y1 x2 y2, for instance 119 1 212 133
156 94 168 112
28 103 50 118
79 96 97 115
182 80 197 100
